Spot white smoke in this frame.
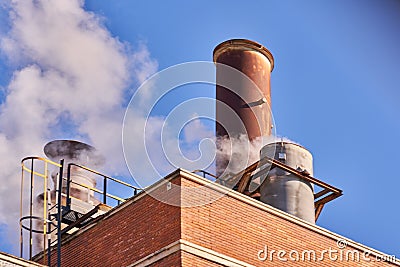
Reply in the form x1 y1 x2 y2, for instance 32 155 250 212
0 0 157 253
216 134 298 176
0 0 298 256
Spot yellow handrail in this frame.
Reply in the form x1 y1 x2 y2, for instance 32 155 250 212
19 156 139 262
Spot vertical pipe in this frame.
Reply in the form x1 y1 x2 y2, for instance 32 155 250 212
47 225 51 266
20 164 24 258
214 39 274 176
66 164 71 208
103 176 107 205
29 158 34 260
47 174 52 265
56 159 64 267
43 162 48 259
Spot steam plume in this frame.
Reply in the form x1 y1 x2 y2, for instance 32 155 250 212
216 135 297 176
0 0 157 253
0 0 295 255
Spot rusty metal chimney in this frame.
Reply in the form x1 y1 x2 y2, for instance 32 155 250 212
214 39 274 175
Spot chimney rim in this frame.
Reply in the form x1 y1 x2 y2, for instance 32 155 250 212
213 39 274 71
44 139 105 166
260 140 312 154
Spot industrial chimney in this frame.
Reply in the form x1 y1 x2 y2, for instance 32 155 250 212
43 140 105 204
213 39 319 223
33 140 105 253
260 142 315 224
214 39 274 176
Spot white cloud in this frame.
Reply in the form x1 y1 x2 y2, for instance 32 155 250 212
183 114 213 143
0 0 293 256
0 0 157 254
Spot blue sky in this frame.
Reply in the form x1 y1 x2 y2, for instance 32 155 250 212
89 0 400 257
0 0 399 259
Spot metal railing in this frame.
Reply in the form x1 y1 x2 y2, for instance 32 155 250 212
20 156 62 263
20 156 141 266
191 169 218 180
66 163 140 206
217 155 343 221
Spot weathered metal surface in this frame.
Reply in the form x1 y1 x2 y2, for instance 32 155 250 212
44 140 103 202
214 39 274 175
260 142 316 224
216 146 342 222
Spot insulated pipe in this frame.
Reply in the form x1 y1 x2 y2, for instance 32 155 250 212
260 142 315 224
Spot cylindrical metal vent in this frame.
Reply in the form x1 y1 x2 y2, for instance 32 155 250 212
44 140 104 203
32 140 104 254
214 39 274 175
260 142 315 224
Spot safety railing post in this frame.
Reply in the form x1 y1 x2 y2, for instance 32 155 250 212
103 176 107 205
56 159 64 267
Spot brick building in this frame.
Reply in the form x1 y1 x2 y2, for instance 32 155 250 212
17 39 398 266
32 169 398 267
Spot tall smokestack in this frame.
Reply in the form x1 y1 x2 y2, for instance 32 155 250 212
214 39 274 175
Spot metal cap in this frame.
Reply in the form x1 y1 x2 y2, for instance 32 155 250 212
44 140 105 166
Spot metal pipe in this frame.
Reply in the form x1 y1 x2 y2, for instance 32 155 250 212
20 164 24 258
47 230 51 266
56 159 64 267
214 39 274 176
103 176 107 204
29 158 34 260
66 164 71 208
67 163 139 190
43 162 48 261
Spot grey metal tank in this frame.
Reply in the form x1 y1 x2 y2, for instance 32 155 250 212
259 142 315 224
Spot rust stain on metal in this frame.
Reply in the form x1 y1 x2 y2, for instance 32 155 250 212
214 39 274 175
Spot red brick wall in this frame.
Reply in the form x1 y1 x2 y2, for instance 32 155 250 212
180 176 396 267
148 251 181 267
35 172 396 267
44 178 182 267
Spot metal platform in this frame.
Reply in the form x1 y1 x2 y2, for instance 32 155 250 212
213 155 343 221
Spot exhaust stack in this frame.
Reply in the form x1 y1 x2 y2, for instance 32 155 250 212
44 140 104 203
213 40 341 223
33 140 104 253
260 142 315 224
214 39 274 175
